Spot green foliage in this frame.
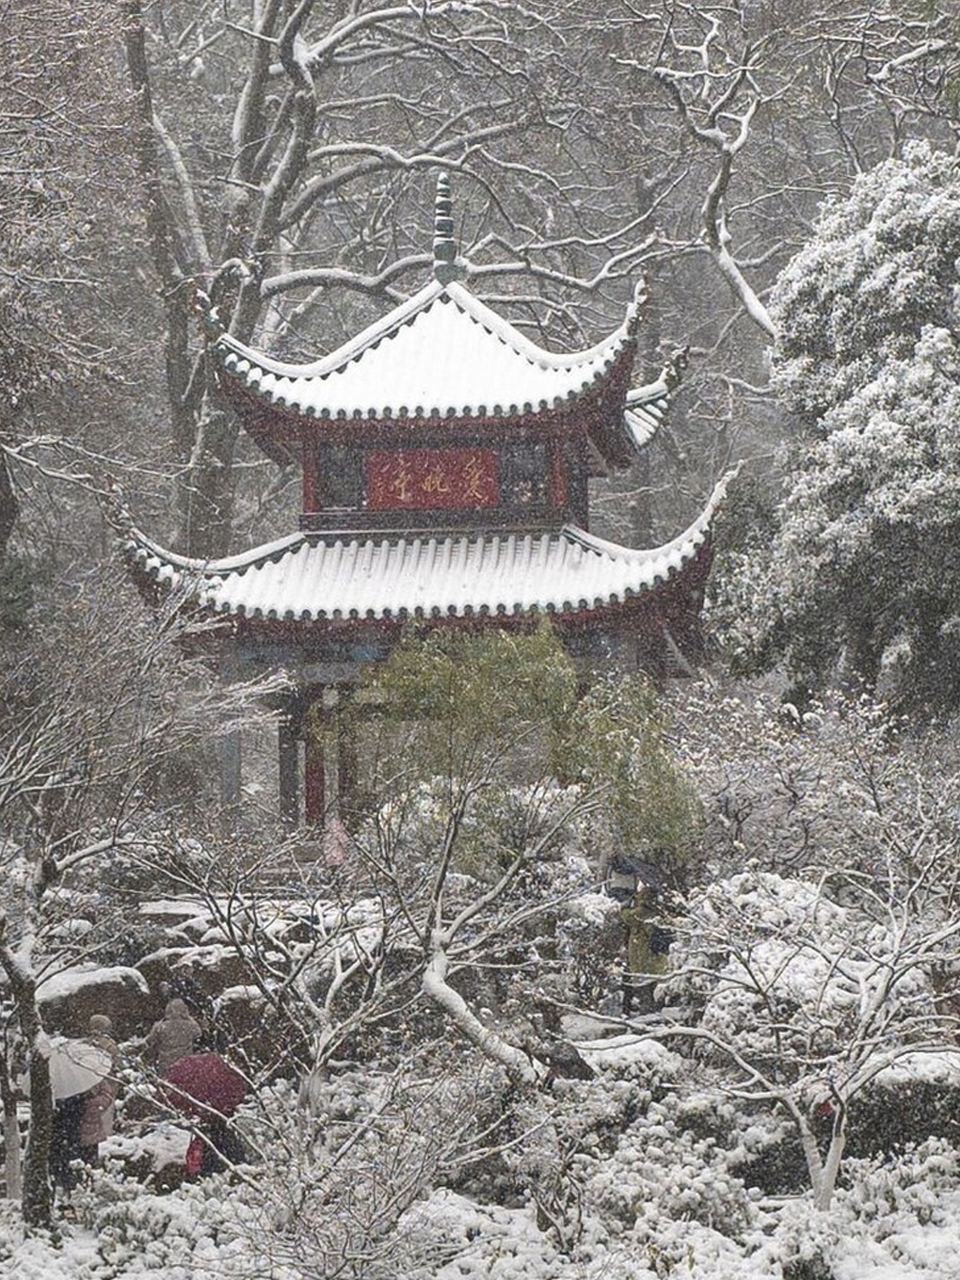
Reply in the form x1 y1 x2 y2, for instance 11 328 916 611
352 626 700 885
358 622 579 788
561 674 703 876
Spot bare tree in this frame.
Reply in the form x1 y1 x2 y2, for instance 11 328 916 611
0 0 144 562
647 857 960 1209
0 575 280 1225
591 0 960 539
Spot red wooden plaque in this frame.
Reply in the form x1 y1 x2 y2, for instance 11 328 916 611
366 448 499 510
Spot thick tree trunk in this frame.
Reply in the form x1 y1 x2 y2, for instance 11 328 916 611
816 1117 847 1211
122 0 242 557
798 1119 828 1207
9 990 51 1225
183 404 240 558
0 1035 22 1200
0 938 53 1226
3 1108 21 1202
121 0 192 450
22 1043 53 1228
798 1111 845 1211
0 452 17 560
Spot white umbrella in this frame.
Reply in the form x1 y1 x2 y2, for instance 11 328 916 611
43 1036 112 1101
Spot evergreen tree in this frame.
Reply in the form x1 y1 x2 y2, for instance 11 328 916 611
719 143 960 712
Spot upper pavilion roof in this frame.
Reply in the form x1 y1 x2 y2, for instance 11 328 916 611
196 173 685 470
117 173 724 668
202 277 643 427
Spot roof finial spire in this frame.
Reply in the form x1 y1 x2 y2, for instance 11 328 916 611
433 171 461 285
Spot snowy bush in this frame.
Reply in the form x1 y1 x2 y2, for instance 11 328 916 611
78 1170 252 1276
833 1139 959 1236
583 1090 759 1237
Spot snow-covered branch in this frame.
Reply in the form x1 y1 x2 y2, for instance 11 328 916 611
423 941 549 1088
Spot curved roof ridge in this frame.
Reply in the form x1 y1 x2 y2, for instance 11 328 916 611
212 278 641 382
441 280 641 372
214 280 444 379
124 523 305 576
563 468 738 565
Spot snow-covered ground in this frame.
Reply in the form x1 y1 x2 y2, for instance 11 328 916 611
5 1048 960 1280
5 1174 960 1280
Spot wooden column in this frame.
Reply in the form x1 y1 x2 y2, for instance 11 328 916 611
549 435 568 515
304 688 326 827
303 442 320 514
336 687 359 829
278 704 300 828
217 651 242 822
218 729 242 811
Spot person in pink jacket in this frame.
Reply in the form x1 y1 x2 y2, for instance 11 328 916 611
79 1014 120 1165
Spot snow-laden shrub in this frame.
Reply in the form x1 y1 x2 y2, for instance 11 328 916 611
583 1091 758 1237
78 1170 255 1277
766 1140 960 1280
664 869 937 1068
236 1056 513 1274
832 1138 959 1237
360 775 583 887
396 1189 568 1280
552 864 622 1006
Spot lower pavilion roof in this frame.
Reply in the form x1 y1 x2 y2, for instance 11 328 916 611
122 474 733 627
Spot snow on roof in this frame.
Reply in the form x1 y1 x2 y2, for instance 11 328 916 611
124 472 731 625
36 964 149 1002
622 352 686 453
210 280 641 422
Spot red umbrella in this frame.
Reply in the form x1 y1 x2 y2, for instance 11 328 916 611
162 1053 249 1119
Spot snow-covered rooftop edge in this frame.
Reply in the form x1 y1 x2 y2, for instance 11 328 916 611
119 470 735 624
204 278 645 382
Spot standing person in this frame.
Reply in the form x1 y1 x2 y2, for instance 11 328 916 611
45 1031 115 1205
164 1053 249 1180
144 998 202 1076
621 884 670 1017
79 1015 119 1166
50 1093 86 1199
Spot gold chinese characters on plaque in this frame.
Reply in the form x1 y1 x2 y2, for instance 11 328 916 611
366 447 499 509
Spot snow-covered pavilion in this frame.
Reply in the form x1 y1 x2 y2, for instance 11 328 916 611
120 174 729 826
